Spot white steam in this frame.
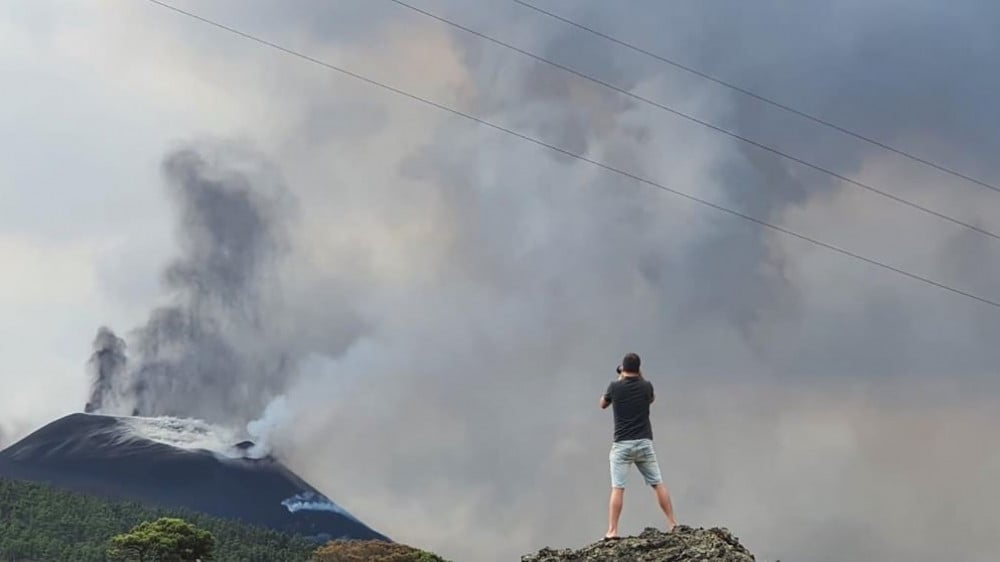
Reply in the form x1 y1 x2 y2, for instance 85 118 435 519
245 396 290 459
281 491 360 522
119 415 243 458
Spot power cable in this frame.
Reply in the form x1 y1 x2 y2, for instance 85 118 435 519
385 0 1000 242
513 0 1000 196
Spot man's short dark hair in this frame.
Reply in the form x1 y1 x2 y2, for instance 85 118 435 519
621 353 641 374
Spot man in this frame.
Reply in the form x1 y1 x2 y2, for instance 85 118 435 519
600 352 678 539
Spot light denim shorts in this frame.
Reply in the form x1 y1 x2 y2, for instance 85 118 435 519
609 438 663 488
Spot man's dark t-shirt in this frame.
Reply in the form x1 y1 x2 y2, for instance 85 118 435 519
604 376 654 442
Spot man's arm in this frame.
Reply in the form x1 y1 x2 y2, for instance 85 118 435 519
649 381 655 404
600 382 614 409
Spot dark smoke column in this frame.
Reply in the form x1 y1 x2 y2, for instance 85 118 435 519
83 143 295 425
84 327 127 414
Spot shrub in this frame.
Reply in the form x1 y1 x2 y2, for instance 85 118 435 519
312 540 448 562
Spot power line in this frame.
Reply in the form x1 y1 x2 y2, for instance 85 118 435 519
141 0 1000 310
513 0 1000 196
386 0 1000 242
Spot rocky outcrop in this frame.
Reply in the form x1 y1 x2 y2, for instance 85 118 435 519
522 525 755 562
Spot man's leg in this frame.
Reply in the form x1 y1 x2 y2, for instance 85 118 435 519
652 483 677 531
606 487 624 538
635 440 677 531
607 443 630 538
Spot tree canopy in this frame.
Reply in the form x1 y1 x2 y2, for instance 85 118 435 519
108 517 216 561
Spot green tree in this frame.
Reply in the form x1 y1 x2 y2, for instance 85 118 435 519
108 517 216 561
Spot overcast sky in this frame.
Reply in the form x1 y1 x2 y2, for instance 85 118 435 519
2 1 999 561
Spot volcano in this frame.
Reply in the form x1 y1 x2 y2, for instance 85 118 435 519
0 413 388 542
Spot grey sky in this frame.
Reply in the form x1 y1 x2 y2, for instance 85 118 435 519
1 1 998 561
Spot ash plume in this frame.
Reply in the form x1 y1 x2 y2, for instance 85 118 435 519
86 143 294 426
84 327 127 414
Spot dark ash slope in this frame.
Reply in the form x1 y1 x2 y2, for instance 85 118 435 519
0 413 387 542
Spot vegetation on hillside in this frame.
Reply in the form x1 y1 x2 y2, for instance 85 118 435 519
312 540 449 562
0 478 316 561
108 517 216 561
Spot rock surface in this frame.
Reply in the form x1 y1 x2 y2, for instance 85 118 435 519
522 526 755 562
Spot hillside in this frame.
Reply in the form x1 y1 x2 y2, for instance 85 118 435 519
0 413 386 542
0 477 317 561
522 525 756 562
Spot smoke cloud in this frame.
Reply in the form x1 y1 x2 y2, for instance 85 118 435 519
86 144 295 426
243 3 998 561
245 395 290 459
84 327 127 414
